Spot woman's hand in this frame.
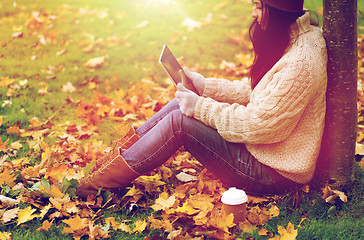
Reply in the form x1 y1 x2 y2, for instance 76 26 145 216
181 67 206 96
175 83 199 117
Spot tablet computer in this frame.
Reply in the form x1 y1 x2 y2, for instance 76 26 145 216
159 45 198 93
159 44 183 85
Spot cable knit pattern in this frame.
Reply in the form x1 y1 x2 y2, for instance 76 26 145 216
193 12 327 184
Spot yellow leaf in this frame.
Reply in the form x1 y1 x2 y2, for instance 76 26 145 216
10 141 22 150
17 206 38 226
45 164 80 183
238 221 256 234
38 87 48 95
149 216 174 232
275 222 298 240
0 231 12 240
61 82 76 93
151 192 177 211
118 223 131 233
247 206 270 226
37 220 52 231
171 200 199 215
210 212 235 233
132 220 147 234
136 174 165 193
39 203 52 218
28 117 43 127
124 185 145 203
268 204 280 219
41 184 64 199
356 142 364 155
0 77 14 87
84 56 107 68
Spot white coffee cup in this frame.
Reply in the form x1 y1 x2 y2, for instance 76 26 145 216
221 187 248 223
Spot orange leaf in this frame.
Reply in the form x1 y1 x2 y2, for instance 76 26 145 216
104 217 121 230
37 220 53 231
45 165 81 183
49 197 63 211
7 126 22 136
0 138 9 152
0 168 17 187
259 228 271 236
62 215 88 234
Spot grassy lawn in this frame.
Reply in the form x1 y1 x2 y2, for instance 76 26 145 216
0 0 363 239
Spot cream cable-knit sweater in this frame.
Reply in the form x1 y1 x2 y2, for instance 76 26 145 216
193 12 327 184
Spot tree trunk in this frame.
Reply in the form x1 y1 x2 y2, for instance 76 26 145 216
315 0 358 188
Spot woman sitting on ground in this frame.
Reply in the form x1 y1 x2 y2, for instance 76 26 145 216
75 0 327 199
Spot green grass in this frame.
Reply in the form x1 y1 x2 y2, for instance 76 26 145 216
0 0 363 239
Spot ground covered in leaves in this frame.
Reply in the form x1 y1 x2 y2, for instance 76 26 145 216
0 0 363 239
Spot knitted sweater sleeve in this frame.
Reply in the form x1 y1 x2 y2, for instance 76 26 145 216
202 77 252 105
193 60 315 144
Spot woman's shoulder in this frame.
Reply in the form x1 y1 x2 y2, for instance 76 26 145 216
288 26 327 61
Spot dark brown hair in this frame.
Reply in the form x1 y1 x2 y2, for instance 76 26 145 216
249 4 304 89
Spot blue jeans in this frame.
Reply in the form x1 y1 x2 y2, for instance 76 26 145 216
122 98 300 195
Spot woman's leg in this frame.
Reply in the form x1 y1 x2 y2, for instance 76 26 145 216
135 98 180 138
122 108 300 195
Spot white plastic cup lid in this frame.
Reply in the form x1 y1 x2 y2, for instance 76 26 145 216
221 187 248 205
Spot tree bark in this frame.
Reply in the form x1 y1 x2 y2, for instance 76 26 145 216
315 0 358 188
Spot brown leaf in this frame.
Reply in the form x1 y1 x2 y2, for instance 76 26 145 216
2 208 19 223
37 220 53 231
321 185 348 204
